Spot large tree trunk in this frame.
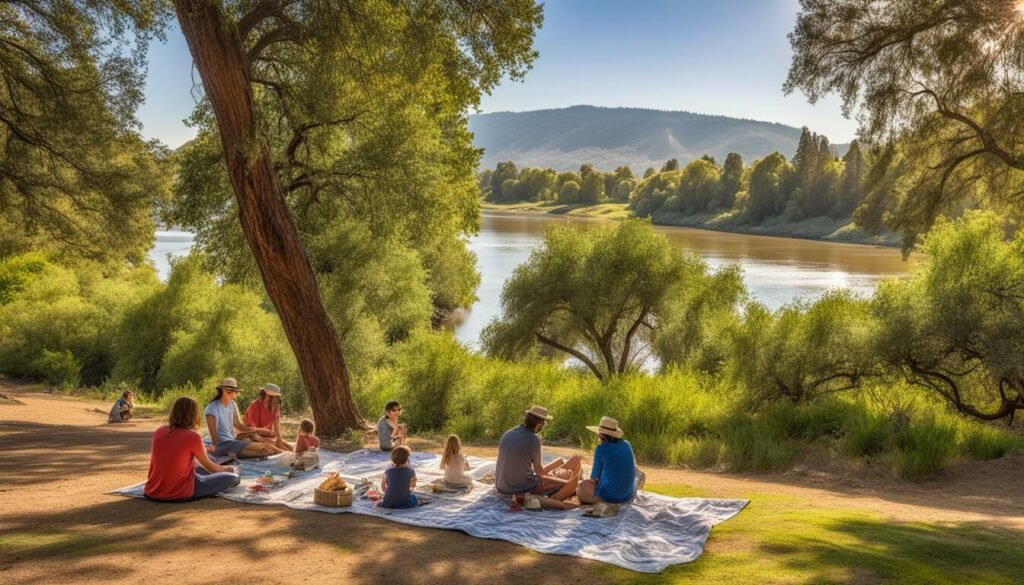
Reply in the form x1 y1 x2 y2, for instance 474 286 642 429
173 0 366 436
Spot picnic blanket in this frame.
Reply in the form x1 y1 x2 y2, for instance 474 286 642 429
111 449 747 573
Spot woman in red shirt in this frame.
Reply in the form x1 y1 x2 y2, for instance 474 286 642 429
240 383 293 451
145 397 240 502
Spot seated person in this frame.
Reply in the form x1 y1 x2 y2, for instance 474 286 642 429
494 405 581 509
380 445 418 509
108 391 135 423
240 383 292 451
145 396 240 502
295 418 320 453
376 400 407 451
203 377 283 459
577 416 642 505
440 434 472 489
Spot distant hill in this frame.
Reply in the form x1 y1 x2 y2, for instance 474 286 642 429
469 105 846 172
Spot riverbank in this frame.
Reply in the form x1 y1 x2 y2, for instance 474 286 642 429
481 201 903 248
3 383 1024 584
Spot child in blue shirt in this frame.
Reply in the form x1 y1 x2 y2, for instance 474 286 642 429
380 445 418 508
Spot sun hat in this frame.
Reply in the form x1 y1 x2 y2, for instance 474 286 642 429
524 405 553 420
216 377 240 391
261 383 282 397
586 416 625 439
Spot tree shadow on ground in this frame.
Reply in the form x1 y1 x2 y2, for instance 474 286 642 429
0 495 609 585
0 421 154 487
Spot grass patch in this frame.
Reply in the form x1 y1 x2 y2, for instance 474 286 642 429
600 485 1024 585
0 530 119 558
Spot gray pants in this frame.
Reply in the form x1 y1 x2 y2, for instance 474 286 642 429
192 467 240 499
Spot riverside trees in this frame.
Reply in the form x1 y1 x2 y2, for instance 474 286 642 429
169 0 541 435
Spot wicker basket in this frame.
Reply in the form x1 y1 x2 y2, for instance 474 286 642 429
314 486 353 507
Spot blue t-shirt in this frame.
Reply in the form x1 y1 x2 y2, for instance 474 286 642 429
382 465 416 508
591 439 636 503
203 400 240 444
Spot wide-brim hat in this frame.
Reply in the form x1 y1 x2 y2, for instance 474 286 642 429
524 405 553 420
261 383 282 397
587 416 624 438
216 377 240 391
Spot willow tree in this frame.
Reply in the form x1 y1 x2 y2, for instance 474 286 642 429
0 2 170 264
786 0 1024 250
170 1 541 434
481 220 729 380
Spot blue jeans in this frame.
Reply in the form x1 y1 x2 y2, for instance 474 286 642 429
193 467 240 499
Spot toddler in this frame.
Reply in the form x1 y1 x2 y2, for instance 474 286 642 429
380 445 417 508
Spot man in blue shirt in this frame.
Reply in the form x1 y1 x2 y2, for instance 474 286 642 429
577 416 643 504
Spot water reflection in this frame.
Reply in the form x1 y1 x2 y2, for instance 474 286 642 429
149 213 917 348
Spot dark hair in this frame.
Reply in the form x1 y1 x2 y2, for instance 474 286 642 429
523 412 546 431
384 400 401 414
599 434 621 443
299 418 315 435
391 445 411 466
207 386 224 405
122 390 133 399
168 397 200 430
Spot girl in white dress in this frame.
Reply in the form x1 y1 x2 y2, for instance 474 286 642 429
440 434 473 489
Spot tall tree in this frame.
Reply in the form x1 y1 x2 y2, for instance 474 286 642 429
786 0 1024 248
718 152 744 210
171 0 541 435
0 3 170 264
746 153 791 222
837 140 864 217
482 220 701 380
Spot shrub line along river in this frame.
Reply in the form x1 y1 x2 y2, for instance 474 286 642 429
152 211 916 347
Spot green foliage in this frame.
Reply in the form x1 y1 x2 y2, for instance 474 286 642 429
872 211 1024 422
33 350 81 391
482 220 717 379
0 2 171 265
557 180 581 204
729 290 878 403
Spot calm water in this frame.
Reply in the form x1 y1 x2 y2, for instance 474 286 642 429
150 213 916 346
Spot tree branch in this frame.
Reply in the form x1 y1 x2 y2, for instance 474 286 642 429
535 331 604 381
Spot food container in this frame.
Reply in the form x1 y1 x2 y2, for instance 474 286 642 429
314 486 353 507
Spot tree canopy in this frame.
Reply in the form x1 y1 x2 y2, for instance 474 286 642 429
482 219 738 380
0 2 171 265
786 0 1024 248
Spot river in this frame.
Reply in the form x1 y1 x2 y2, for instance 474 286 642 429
151 212 916 346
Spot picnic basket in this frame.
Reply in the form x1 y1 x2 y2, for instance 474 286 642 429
314 486 353 507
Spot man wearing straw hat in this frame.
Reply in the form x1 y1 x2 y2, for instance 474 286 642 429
577 416 644 505
494 405 581 507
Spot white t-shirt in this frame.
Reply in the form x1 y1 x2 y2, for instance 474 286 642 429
443 452 471 485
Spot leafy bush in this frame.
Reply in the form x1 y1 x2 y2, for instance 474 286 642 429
33 349 81 390
960 423 1018 461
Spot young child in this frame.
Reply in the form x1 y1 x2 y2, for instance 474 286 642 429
295 418 320 453
440 434 472 489
376 400 407 450
380 445 417 508
108 391 135 423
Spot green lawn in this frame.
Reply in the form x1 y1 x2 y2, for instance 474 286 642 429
598 483 1024 584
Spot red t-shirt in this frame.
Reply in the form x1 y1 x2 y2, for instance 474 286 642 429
144 426 205 501
296 434 320 453
243 400 277 433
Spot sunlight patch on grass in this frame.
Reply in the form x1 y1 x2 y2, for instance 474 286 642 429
600 484 1024 585
0 530 117 557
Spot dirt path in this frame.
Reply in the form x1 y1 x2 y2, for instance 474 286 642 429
2 385 1023 585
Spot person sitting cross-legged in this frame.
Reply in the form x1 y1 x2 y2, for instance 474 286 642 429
145 396 240 502
204 377 284 459
576 416 644 506
239 383 292 452
494 405 581 510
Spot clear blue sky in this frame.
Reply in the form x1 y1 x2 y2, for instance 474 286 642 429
138 0 857 149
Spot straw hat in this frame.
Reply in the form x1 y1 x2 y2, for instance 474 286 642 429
261 383 282 397
586 416 624 439
524 405 553 420
216 377 240 390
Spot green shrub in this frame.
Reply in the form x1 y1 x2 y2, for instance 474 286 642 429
884 413 959 480
960 423 1018 461
33 349 81 390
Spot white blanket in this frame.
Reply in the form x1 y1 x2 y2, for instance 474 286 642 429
111 449 747 573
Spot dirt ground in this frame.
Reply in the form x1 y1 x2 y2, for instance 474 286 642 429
2 384 1024 585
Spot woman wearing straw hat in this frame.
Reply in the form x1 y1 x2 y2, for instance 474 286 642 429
577 416 644 505
203 377 285 459
240 383 293 452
